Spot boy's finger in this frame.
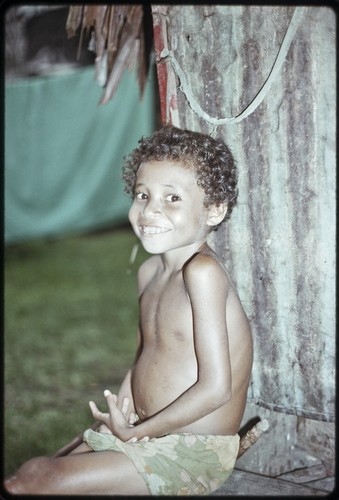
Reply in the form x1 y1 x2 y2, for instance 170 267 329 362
121 397 129 417
104 389 117 401
128 411 140 424
89 401 103 419
103 390 119 414
98 424 113 435
89 400 98 413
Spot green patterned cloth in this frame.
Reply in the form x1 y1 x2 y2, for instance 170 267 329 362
83 428 239 495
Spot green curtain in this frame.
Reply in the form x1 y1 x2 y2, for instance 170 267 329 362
5 66 156 244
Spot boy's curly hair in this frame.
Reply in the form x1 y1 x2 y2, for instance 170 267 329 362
122 126 238 220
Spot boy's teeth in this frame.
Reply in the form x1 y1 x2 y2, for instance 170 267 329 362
142 226 166 234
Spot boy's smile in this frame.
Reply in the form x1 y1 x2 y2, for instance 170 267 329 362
139 225 171 235
128 160 213 256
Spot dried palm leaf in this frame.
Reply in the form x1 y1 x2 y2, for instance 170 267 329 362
66 4 150 104
65 5 83 38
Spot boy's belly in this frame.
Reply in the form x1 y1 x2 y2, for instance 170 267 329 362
131 349 244 435
132 347 197 418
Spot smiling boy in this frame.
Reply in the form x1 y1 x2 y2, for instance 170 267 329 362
4 127 252 496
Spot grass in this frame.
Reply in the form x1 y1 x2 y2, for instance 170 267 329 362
4 226 148 476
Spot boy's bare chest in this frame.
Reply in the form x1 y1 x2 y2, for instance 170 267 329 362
140 273 192 338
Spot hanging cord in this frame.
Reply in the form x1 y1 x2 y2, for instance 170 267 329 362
161 7 303 126
126 242 140 275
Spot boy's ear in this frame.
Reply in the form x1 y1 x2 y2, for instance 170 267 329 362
206 203 228 227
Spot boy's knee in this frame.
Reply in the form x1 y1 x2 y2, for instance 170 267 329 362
21 455 51 476
5 456 52 494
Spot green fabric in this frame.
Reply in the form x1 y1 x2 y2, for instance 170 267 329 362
83 429 239 496
5 67 155 244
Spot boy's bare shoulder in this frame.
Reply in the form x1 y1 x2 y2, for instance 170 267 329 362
183 245 231 291
137 255 161 294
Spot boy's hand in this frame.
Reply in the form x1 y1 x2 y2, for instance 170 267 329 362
89 390 147 442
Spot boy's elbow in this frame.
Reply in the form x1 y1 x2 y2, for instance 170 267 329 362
206 382 231 408
218 388 232 406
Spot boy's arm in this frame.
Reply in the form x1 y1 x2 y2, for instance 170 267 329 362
115 325 143 416
115 256 154 413
116 369 134 410
110 259 149 422
94 255 233 441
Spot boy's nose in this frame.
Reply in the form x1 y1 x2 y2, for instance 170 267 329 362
143 198 162 216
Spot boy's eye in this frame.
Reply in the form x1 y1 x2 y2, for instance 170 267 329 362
135 191 148 200
166 194 181 202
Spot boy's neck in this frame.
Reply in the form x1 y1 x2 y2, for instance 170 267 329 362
159 239 208 273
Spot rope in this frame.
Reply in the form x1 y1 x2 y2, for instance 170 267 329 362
162 7 303 125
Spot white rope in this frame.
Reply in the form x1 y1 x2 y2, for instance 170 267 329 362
162 7 303 125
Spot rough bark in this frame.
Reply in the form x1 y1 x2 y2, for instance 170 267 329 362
151 5 335 422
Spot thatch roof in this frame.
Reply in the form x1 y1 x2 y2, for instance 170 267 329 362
66 5 150 104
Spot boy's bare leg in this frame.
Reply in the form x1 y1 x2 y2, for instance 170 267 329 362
4 447 150 495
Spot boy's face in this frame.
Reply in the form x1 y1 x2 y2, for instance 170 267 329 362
128 160 213 255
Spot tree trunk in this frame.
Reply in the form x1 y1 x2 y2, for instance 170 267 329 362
151 5 335 423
